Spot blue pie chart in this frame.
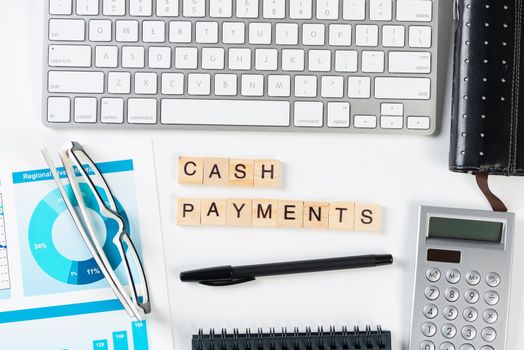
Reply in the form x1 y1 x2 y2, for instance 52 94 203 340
28 183 129 285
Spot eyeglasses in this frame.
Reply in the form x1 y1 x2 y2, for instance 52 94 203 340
42 141 150 320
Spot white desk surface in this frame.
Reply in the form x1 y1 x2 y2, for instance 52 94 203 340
1 1 524 349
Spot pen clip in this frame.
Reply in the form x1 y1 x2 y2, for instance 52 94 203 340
199 277 256 286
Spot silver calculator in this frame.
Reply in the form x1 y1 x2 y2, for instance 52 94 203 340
409 206 515 350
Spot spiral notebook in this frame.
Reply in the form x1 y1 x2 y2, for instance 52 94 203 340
192 326 391 350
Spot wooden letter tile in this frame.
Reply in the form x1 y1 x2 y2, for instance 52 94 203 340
203 158 229 186
277 200 304 228
227 199 252 226
354 203 382 232
251 199 278 227
201 199 227 226
175 198 201 226
303 202 330 229
328 202 355 231
178 157 204 185
228 159 255 187
254 160 281 188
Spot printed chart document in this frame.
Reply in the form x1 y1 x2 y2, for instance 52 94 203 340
0 140 173 350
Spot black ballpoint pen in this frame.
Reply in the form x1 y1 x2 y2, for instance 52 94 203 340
180 254 393 286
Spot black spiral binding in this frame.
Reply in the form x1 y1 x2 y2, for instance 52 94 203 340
193 325 391 350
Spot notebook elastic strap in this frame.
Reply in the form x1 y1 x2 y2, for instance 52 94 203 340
475 173 508 212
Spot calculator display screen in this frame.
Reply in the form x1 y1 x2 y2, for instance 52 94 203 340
428 217 503 242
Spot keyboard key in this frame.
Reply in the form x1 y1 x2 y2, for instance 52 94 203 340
49 19 85 41
354 115 377 129
183 0 205 17
103 0 126 16
223 22 245 43
122 46 145 68
169 21 192 43
210 0 233 17
282 49 305 71
229 48 252 70
143 21 166 42
130 0 153 16
382 25 405 47
237 0 259 18
196 22 219 43
355 25 379 47
375 77 430 100
316 0 338 19
74 97 97 123
108 72 131 94
397 0 433 22
202 48 225 70
380 116 403 129
188 73 211 95
329 25 352 46
309 50 331 71
407 116 430 130
276 23 299 45
290 0 312 19
294 101 323 127
389 52 431 74
161 99 290 126
162 73 185 95
335 51 358 72
157 0 179 16
134 72 158 94
321 76 344 98
249 23 272 44
77 0 99 15
343 0 366 20
362 51 385 73
268 75 291 97
327 102 350 128
50 0 72 14
48 71 104 93
241 74 264 96
263 0 286 18
89 20 112 42
148 47 171 68
409 26 432 48
128 98 157 124
116 20 139 42
303 24 325 46
381 103 403 116
295 76 317 97
370 0 392 21
101 98 124 123
255 49 278 70
95 46 118 67
214 74 237 95
348 77 371 98
175 47 198 69
47 97 71 123
48 45 91 67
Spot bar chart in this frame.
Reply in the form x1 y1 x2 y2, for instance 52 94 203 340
93 321 150 350
0 193 11 292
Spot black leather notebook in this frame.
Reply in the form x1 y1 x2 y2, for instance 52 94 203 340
192 326 391 350
450 0 524 176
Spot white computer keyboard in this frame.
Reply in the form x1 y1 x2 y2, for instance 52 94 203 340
44 0 441 134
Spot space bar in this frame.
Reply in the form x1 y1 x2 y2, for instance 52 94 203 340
161 99 290 126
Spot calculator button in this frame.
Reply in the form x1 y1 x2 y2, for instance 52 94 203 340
423 304 438 319
440 342 455 350
425 286 440 300
422 322 437 337
420 340 436 350
461 326 477 341
484 291 499 306
441 324 457 339
445 287 459 302
480 346 494 350
426 267 441 282
459 344 475 350
463 307 478 322
446 269 461 284
481 327 496 342
483 309 498 324
443 305 458 320
466 271 481 285
464 289 479 304
486 272 500 287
